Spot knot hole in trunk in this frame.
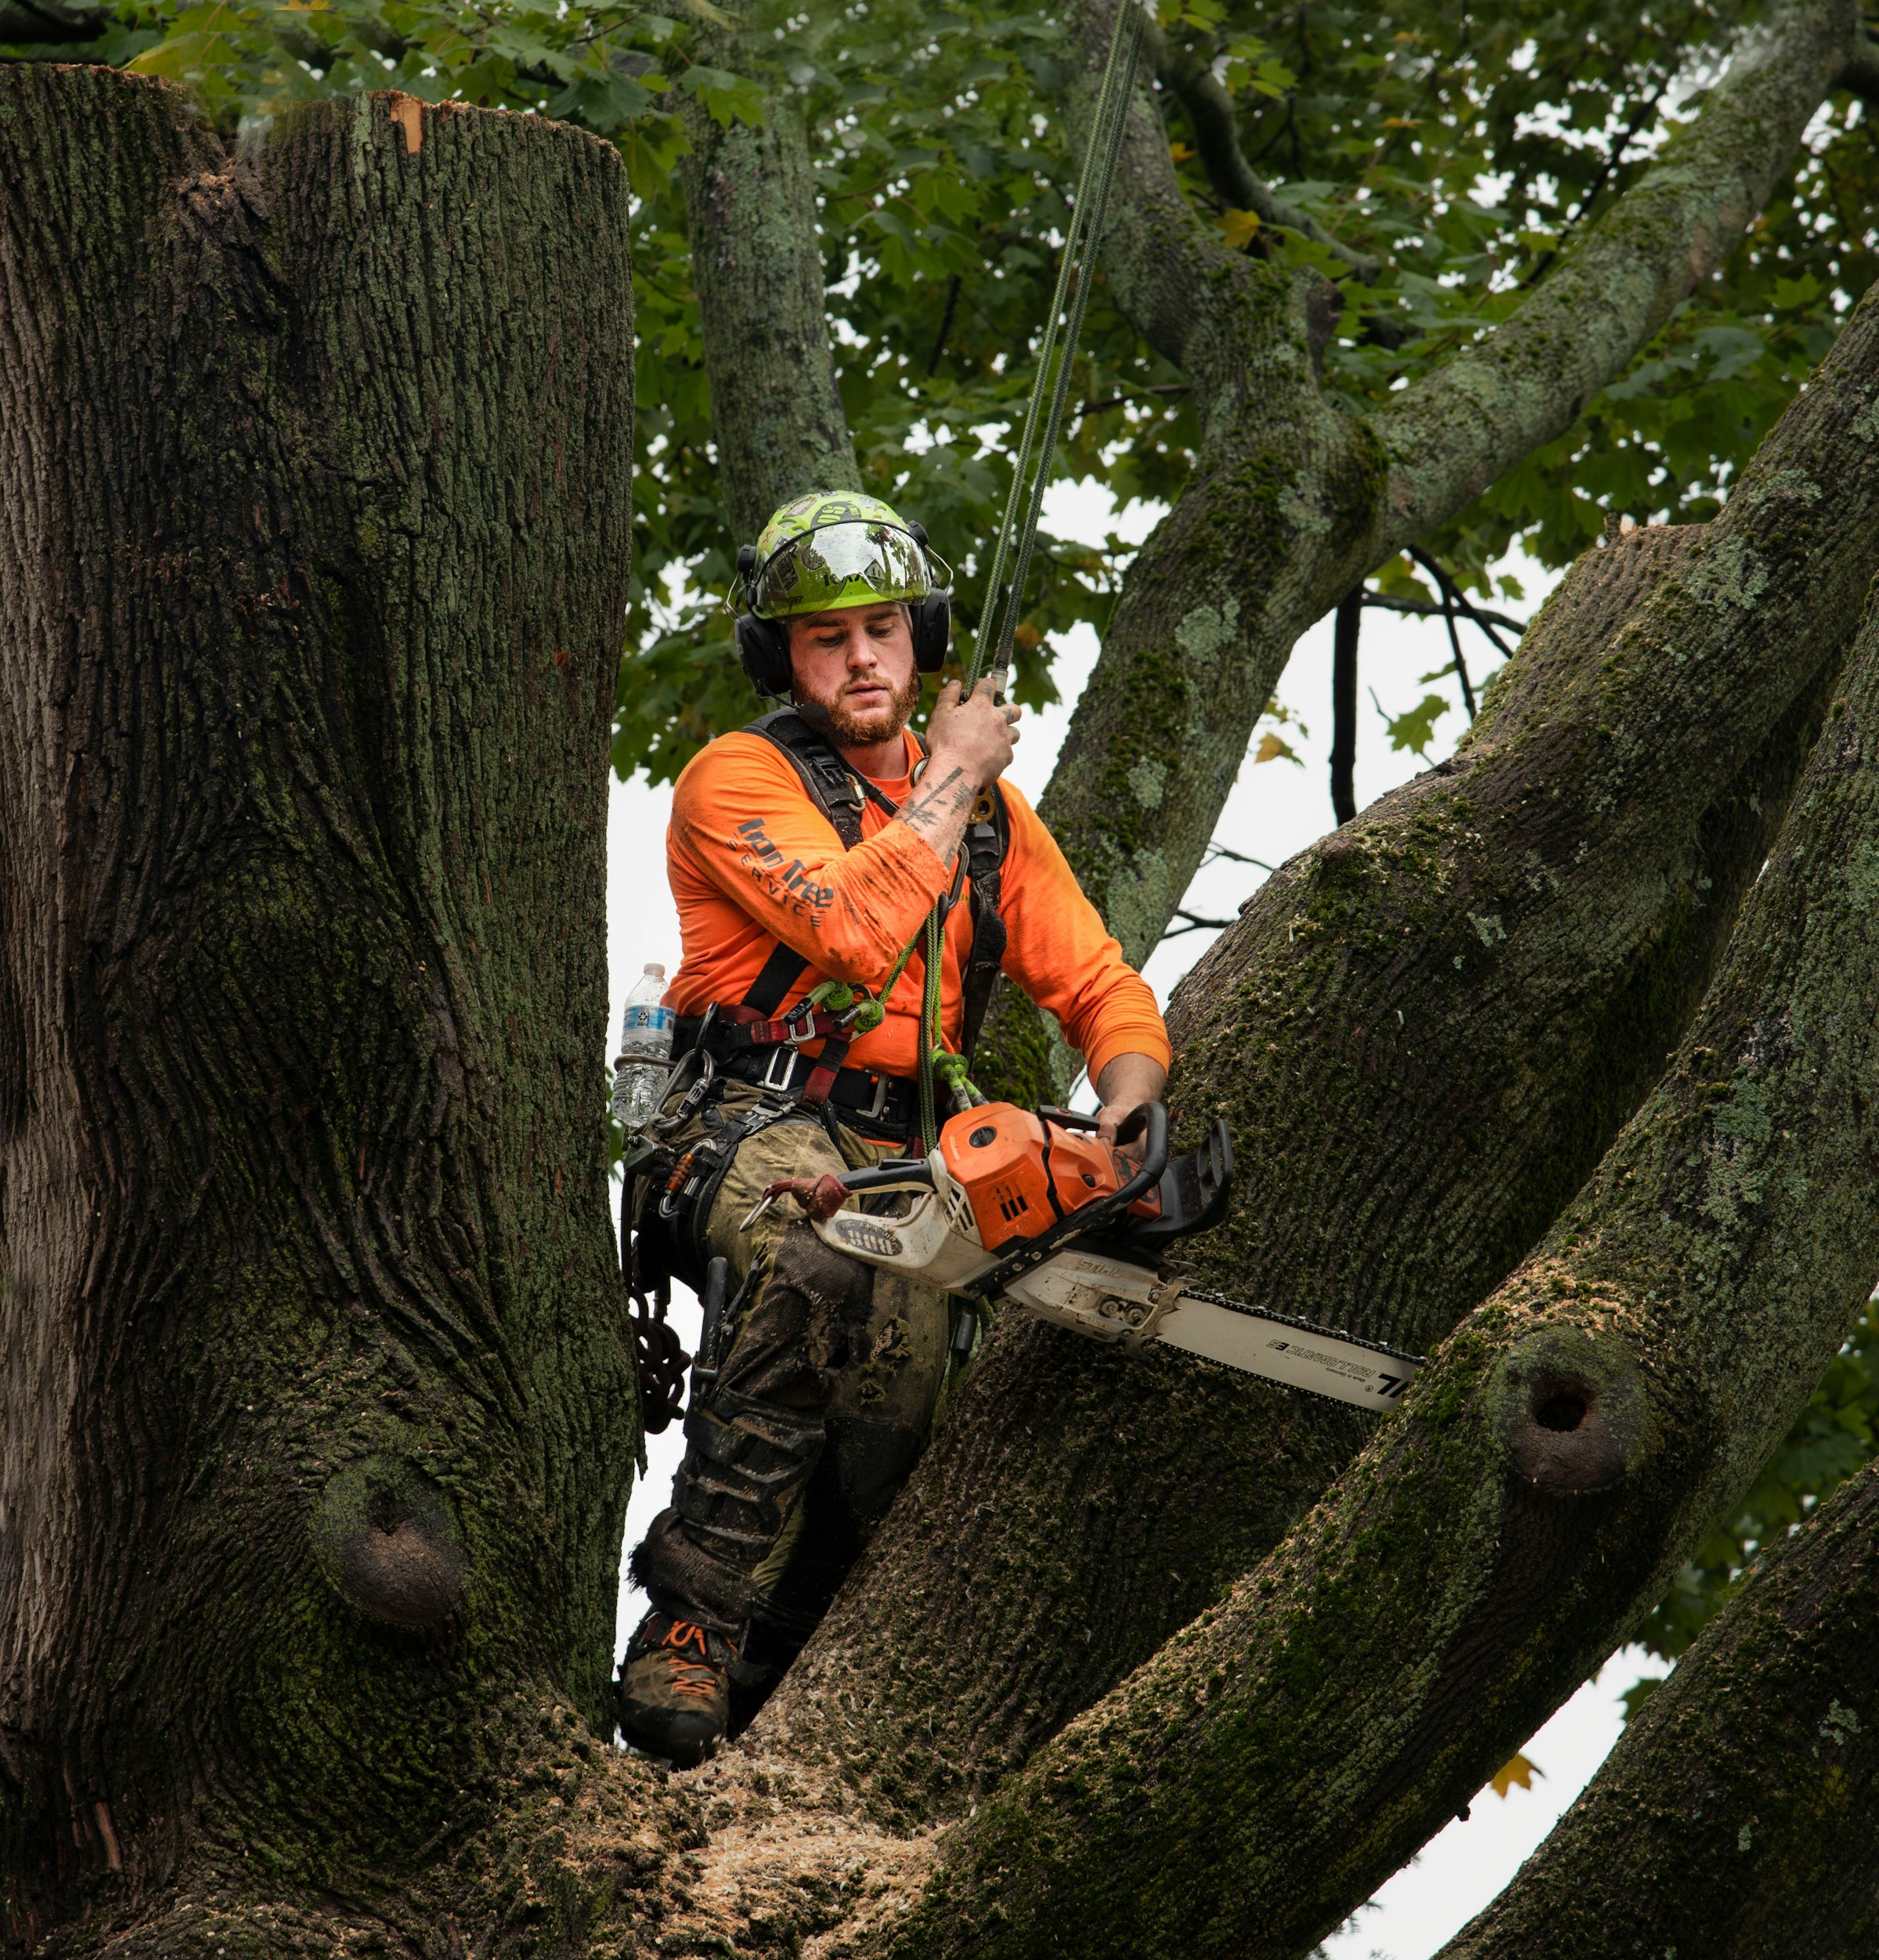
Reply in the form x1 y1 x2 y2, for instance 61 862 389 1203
1494 1325 1648 1498
313 1457 465 1631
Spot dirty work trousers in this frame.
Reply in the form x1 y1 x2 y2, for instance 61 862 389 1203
631 1081 950 1684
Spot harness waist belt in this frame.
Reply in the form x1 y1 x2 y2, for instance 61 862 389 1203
714 1048 919 1137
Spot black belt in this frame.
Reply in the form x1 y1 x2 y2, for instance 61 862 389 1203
715 1047 920 1139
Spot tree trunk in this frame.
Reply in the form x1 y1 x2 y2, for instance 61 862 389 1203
17 49 1879 1960
673 6 861 545
0 67 644 1947
1441 1455 1879 1960
879 368 1879 1960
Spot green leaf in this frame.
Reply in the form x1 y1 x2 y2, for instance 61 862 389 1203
1373 689 1448 759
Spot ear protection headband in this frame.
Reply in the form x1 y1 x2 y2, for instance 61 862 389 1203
734 522 952 699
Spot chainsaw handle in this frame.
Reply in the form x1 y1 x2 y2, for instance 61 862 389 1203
1109 1102 1168 1207
1036 1104 1098 1132
835 1159 936 1194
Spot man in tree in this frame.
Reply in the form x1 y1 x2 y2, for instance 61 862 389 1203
618 491 1170 1764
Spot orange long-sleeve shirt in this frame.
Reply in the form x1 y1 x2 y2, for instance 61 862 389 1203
665 727 1169 1087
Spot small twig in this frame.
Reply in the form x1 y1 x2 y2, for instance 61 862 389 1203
1331 588 1361 825
1077 383 1190 420
925 275 962 377
1145 14 1383 284
1203 841 1274 872
1163 908 1235 940
1360 590 1526 639
1520 67 1672 289
1407 547 1477 719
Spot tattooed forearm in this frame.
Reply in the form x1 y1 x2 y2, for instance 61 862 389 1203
897 765 978 864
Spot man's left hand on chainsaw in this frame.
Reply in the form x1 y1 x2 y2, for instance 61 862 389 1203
1094 1052 1170 1160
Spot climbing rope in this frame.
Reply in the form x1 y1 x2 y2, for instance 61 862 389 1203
963 0 1148 697
880 0 1150 1149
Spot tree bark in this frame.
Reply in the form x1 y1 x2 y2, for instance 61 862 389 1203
748 275 1879 1838
883 390 1879 1960
972 0 1858 1106
0 67 647 1947
1440 1454 1879 1960
673 6 862 545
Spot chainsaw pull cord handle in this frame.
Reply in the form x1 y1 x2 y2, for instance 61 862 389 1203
828 1160 937 1196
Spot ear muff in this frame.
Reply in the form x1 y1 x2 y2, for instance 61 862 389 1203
903 522 952 674
910 587 952 673
734 543 793 697
734 612 793 697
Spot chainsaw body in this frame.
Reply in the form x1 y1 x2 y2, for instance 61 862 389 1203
803 1102 1423 1410
813 1100 1191 1294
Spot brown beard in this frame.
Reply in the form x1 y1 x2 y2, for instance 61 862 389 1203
816 666 921 752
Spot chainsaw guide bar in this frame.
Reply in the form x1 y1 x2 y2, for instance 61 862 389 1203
1001 1251 1420 1410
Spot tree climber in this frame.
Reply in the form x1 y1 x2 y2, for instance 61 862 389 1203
617 491 1170 1765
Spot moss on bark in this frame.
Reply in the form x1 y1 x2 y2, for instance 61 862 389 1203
978 0 1856 1096
754 283 1879 1840
673 5 861 545
886 419 1879 1960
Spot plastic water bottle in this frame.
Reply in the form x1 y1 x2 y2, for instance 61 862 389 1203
612 963 676 1133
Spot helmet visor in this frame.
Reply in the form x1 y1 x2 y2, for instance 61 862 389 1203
752 521 932 619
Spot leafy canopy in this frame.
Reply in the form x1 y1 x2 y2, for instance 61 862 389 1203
8 0 1875 778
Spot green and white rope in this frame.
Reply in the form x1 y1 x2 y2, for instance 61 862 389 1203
881 0 1149 1147
963 0 1148 697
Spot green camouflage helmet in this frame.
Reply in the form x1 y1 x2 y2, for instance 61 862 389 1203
745 490 936 619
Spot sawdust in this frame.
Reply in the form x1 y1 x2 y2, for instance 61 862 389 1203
655 1745 950 1954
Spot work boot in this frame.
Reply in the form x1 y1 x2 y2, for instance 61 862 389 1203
616 1610 738 1767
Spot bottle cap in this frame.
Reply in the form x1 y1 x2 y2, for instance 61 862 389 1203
644 962 665 977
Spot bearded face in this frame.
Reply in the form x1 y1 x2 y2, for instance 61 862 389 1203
787 604 921 753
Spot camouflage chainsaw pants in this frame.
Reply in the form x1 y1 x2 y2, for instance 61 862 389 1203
630 1082 950 1671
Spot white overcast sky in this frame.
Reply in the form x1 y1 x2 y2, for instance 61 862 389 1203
604 482 1657 1958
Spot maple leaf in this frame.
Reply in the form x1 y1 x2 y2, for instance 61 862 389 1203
1490 1752 1542 1798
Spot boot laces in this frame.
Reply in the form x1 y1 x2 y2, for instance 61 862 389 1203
660 1619 726 1701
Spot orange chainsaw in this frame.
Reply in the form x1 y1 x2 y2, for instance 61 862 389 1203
756 1102 1422 1411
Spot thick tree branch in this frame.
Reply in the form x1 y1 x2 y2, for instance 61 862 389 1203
976 0 1856 1119
894 482 1879 1960
755 276 1879 1855
1441 1454 1879 1959
1838 25 1879 98
673 5 861 541
1145 14 1383 285
1372 0 1856 554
